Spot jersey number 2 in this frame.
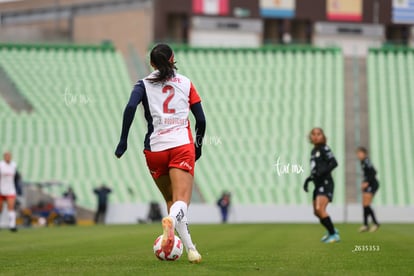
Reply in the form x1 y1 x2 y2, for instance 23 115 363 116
162 85 175 114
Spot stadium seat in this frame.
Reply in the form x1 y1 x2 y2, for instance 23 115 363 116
367 48 414 206
0 44 345 207
175 46 345 205
0 43 159 208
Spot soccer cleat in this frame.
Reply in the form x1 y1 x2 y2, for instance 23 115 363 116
187 248 202 263
369 224 380 232
161 217 175 256
321 228 339 242
323 234 340 243
359 225 369 232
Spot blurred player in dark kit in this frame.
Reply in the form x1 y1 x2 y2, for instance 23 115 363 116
356 147 380 232
303 128 340 243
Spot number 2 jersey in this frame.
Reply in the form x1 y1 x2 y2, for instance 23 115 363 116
134 71 201 152
0 160 17 196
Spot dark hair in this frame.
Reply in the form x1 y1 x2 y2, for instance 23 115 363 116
308 127 327 145
357 146 368 154
147 44 177 84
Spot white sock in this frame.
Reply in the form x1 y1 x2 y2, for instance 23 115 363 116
8 210 16 229
169 201 195 251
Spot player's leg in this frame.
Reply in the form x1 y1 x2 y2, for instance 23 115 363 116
363 192 379 232
145 148 175 255
101 205 108 224
314 196 333 233
96 205 106 224
6 196 17 232
94 205 100 224
145 149 173 211
315 196 338 242
153 175 175 255
313 200 328 241
169 168 201 263
154 175 173 211
222 208 228 223
360 192 371 232
170 167 192 204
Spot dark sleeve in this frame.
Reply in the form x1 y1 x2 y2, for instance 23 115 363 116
14 170 22 196
190 102 206 147
118 81 145 141
316 146 338 177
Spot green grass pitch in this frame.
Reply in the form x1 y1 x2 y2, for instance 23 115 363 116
0 223 413 275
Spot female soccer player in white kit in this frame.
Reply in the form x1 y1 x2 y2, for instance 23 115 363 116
0 152 18 232
115 44 206 263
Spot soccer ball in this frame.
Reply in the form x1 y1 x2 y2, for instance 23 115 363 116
153 234 183 261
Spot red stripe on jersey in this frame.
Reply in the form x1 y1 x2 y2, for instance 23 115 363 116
189 82 201 105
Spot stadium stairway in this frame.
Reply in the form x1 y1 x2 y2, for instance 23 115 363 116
0 65 33 112
344 57 369 203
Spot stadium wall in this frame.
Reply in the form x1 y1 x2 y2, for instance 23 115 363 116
0 0 153 58
1 203 412 227
102 203 414 224
72 3 153 58
0 19 71 43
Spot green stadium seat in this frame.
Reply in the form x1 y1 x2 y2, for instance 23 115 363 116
367 48 414 206
0 44 346 207
175 47 345 205
0 43 162 208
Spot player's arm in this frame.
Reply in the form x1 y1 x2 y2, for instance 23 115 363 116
115 81 145 158
189 82 206 161
303 176 313 192
312 147 338 178
191 102 206 161
14 170 22 196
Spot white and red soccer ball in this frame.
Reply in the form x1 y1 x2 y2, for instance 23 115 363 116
153 234 183 261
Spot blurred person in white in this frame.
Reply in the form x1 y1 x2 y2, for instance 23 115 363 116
0 152 19 232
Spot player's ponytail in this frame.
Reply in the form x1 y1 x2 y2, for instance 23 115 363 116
147 44 177 84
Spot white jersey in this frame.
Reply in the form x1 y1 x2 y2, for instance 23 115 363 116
142 72 201 152
0 160 17 196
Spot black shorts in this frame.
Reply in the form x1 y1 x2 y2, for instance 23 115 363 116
313 179 334 202
363 182 379 194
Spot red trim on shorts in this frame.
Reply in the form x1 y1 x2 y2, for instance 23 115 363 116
0 194 16 200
